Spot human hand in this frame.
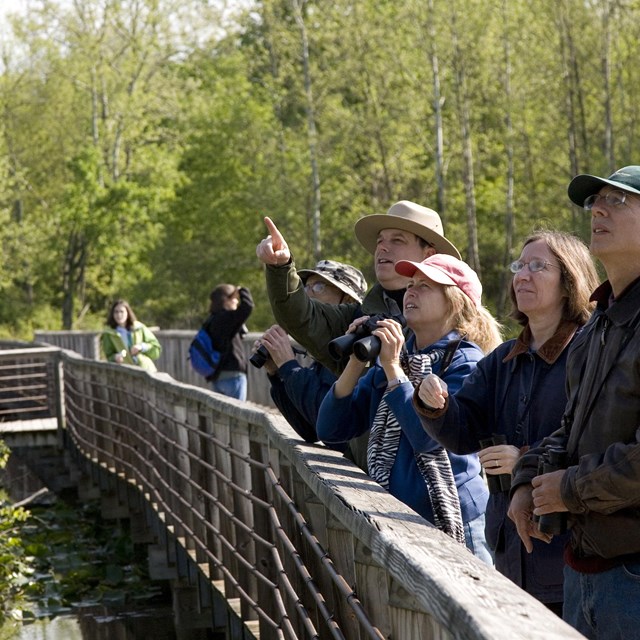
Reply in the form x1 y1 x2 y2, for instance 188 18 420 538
260 325 296 369
346 315 370 334
531 470 568 517
479 443 521 476
256 217 291 265
115 350 126 364
251 339 277 375
372 318 405 367
130 344 142 356
417 374 448 409
507 485 553 553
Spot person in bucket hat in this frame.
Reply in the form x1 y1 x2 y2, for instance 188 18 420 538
254 260 367 445
509 165 640 637
297 260 367 304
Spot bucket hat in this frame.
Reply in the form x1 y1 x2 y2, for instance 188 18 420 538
298 260 368 303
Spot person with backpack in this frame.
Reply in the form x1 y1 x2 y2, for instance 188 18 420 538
196 284 254 400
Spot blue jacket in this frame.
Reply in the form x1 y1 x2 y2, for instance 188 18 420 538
268 357 345 450
415 322 580 604
317 332 488 527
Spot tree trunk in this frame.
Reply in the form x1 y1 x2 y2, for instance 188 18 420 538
498 0 515 317
427 0 446 222
61 231 87 330
450 4 480 275
601 0 614 172
291 0 322 260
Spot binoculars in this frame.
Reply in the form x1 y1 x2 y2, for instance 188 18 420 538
249 344 270 369
479 434 512 494
250 342 307 369
328 313 406 363
535 446 569 535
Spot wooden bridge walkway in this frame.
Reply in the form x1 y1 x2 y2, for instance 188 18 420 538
0 340 582 640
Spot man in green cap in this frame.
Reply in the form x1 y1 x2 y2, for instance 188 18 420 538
509 165 640 638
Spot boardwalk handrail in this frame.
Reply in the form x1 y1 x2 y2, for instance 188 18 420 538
42 347 578 640
34 329 281 406
0 344 62 424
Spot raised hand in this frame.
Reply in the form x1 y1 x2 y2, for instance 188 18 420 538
256 217 291 265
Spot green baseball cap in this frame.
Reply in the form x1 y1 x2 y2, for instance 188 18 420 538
568 165 640 207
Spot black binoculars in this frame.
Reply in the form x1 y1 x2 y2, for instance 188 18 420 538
249 344 270 369
535 446 569 535
250 342 307 369
327 313 407 363
479 434 512 494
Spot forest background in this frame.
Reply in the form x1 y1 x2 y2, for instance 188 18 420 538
0 0 633 338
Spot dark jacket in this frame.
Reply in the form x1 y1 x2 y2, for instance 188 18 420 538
512 277 640 561
268 357 344 449
317 333 489 527
204 287 254 375
414 321 580 603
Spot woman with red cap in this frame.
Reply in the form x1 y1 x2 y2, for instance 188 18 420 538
317 254 501 563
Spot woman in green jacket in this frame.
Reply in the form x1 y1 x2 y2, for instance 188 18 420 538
101 300 161 373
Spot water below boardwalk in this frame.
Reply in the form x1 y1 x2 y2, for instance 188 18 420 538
0 490 189 640
14 603 178 639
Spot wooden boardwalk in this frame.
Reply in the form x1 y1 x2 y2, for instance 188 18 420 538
0 341 583 640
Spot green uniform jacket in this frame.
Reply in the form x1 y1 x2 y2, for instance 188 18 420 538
100 322 162 373
266 257 397 375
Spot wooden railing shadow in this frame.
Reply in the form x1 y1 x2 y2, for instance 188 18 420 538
53 347 580 640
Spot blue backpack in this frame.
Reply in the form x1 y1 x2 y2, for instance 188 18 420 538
188 326 222 380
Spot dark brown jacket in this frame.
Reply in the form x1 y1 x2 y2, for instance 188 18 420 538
512 276 640 559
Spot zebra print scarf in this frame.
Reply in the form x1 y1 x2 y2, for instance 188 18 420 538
368 350 465 544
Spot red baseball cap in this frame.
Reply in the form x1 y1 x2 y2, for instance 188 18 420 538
394 254 482 308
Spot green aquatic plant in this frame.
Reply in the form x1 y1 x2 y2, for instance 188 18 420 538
0 496 168 635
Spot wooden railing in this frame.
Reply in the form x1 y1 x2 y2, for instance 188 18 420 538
0 343 62 424
47 346 579 640
34 330 281 407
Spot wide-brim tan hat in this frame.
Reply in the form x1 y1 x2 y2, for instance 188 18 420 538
354 200 461 259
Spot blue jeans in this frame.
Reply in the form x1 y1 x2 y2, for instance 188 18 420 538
464 513 493 567
564 561 640 639
211 373 247 401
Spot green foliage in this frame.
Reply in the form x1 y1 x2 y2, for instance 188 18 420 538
3 0 640 334
0 503 33 628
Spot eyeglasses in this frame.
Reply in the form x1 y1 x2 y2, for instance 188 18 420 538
509 259 560 274
304 282 330 295
583 189 628 211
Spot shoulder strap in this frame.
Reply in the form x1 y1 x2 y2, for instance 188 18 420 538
439 335 464 376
